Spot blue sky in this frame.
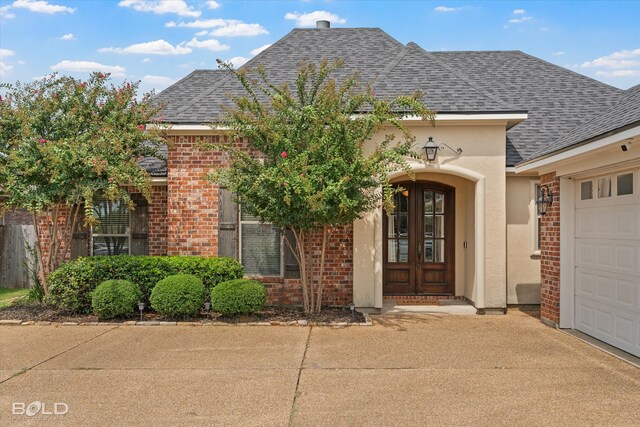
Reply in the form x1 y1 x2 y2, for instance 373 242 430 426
1 0 639 94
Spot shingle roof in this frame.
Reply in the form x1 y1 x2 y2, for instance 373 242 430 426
431 51 622 165
154 28 518 124
139 144 167 177
525 84 640 161
150 27 625 173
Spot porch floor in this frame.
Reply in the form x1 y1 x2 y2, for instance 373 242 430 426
380 298 477 315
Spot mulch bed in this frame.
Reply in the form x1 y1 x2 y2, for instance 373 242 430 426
0 304 365 324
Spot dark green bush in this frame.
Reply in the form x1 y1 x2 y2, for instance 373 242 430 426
210 279 266 316
47 256 244 313
150 274 205 317
91 279 142 320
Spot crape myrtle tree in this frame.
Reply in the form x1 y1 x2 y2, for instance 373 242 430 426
209 60 435 314
0 73 168 294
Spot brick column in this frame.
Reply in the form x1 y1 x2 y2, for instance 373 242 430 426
148 185 168 255
167 135 223 256
539 172 560 325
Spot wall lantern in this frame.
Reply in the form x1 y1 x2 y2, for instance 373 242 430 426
536 185 554 216
423 136 463 162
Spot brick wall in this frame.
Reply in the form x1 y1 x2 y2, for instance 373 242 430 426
149 185 168 255
167 135 224 256
539 172 560 325
165 135 354 306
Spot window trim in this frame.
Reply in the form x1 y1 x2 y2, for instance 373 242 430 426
238 205 284 277
90 199 132 256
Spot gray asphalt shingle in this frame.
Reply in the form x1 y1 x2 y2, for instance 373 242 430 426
526 84 640 161
148 27 626 172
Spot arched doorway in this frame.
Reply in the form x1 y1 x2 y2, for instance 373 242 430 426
383 182 455 295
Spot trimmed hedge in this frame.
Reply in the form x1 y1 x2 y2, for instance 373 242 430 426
210 279 266 316
47 255 244 313
150 274 205 317
91 279 142 320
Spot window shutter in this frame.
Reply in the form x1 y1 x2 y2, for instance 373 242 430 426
130 193 149 255
70 206 88 259
218 186 238 258
283 228 300 279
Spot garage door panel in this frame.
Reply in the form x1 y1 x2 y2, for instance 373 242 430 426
575 173 639 357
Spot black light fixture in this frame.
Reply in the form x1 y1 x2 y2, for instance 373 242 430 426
536 185 553 216
423 136 463 162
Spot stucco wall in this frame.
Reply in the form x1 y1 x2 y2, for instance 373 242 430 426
506 175 541 304
353 122 508 309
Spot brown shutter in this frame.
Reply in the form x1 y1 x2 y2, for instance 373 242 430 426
130 193 149 255
283 228 300 279
218 186 238 258
70 206 88 259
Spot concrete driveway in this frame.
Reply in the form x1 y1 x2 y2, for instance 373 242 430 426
1 310 638 426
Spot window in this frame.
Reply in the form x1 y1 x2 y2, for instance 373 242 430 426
239 207 281 276
92 199 130 255
580 181 593 200
597 177 611 198
617 173 634 196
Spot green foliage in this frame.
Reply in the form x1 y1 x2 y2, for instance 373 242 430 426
0 72 168 222
46 255 244 313
209 59 435 230
91 279 142 320
150 274 205 318
210 279 266 316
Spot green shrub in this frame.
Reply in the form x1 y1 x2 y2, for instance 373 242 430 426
210 279 266 316
91 280 142 320
47 255 244 313
149 274 205 318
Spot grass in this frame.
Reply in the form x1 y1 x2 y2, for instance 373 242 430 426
0 287 30 308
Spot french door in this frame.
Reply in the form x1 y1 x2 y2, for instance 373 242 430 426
383 183 455 295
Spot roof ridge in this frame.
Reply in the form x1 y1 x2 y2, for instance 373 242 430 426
169 29 305 121
409 42 518 111
514 50 623 93
370 45 410 91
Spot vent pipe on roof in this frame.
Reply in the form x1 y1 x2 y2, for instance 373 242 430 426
316 20 330 29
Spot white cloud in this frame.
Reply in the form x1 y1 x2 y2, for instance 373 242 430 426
11 0 75 14
594 69 640 78
118 0 200 17
540 27 548 32
580 49 640 69
172 18 228 28
250 44 271 56
434 6 460 13
206 0 220 9
59 33 75 40
98 39 192 55
50 60 126 77
552 51 565 56
184 37 229 52
195 30 208 36
0 5 16 18
0 48 15 59
141 74 176 89
509 16 533 24
284 11 346 27
226 56 249 68
0 61 13 78
142 58 151 63
513 9 526 15
210 22 268 37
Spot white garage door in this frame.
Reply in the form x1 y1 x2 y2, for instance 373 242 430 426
574 168 640 357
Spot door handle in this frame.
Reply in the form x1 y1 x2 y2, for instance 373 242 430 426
417 243 421 263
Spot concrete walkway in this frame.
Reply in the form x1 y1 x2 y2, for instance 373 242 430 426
1 310 639 426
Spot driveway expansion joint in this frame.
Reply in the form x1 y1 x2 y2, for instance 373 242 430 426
288 325 312 427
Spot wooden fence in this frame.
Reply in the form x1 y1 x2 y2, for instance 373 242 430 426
0 225 35 288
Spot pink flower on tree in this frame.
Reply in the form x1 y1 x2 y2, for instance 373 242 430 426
281 151 288 158
39 138 46 144
137 124 145 131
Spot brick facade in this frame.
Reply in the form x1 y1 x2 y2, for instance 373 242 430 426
166 135 354 306
539 172 560 325
148 185 168 256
